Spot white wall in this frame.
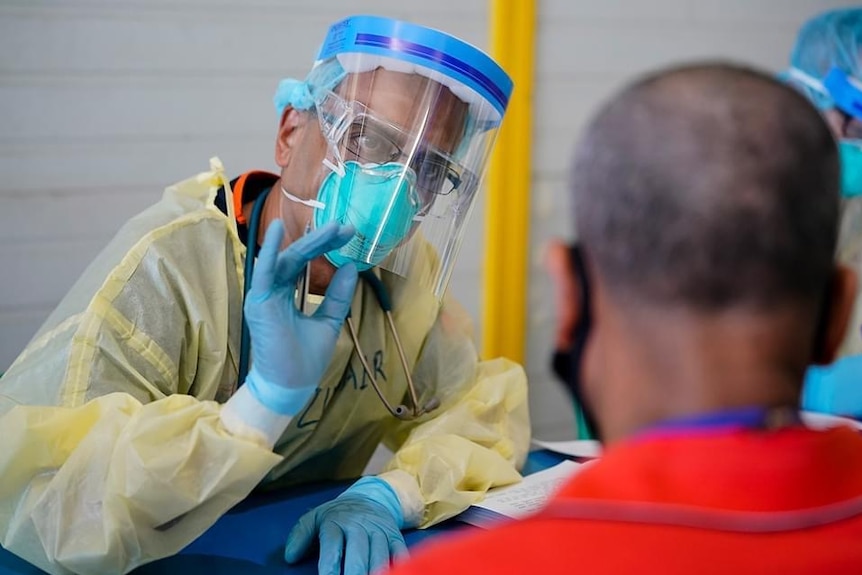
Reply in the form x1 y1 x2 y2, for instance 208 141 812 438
526 0 853 439
0 0 852 441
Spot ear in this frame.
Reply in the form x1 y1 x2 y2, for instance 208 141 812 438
814 264 859 364
274 107 306 168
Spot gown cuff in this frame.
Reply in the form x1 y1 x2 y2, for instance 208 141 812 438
221 384 295 448
377 469 425 528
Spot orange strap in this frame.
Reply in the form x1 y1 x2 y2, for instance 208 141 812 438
232 172 252 225
231 170 280 225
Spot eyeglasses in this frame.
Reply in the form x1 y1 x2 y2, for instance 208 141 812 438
343 115 466 195
314 90 476 208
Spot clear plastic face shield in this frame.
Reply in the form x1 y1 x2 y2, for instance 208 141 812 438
274 16 512 300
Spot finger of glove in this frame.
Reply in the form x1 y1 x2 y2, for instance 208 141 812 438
283 511 318 564
368 530 393 575
248 220 285 301
318 522 348 575
275 222 355 282
341 525 372 575
314 263 358 325
388 531 409 562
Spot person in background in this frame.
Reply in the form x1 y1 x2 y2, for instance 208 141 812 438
0 15 530 575
783 7 862 419
386 62 862 574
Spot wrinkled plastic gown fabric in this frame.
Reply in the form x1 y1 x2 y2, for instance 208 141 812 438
0 160 530 575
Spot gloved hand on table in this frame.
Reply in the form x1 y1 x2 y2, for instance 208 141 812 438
284 477 409 575
803 354 862 419
244 219 358 415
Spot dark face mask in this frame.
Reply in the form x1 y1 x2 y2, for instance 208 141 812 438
550 244 601 441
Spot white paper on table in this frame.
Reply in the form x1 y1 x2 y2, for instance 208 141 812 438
533 414 861 455
531 438 602 458
457 460 584 528
801 411 862 431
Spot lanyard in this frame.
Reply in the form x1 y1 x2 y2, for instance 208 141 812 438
636 406 802 442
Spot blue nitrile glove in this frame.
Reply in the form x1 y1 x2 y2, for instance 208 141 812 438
802 354 862 419
244 219 358 415
284 477 408 575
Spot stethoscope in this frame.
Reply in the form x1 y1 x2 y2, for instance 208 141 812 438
236 187 439 421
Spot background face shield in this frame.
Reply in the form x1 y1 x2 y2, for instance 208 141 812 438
310 61 502 299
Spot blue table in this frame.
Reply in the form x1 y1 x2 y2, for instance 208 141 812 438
0 450 567 575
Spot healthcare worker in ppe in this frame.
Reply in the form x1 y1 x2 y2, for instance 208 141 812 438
0 15 530 575
783 8 862 419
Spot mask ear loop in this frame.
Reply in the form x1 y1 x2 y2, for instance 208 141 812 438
322 155 347 178
568 244 600 440
280 185 325 210
812 274 836 364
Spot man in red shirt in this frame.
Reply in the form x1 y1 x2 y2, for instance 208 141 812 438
387 62 862 574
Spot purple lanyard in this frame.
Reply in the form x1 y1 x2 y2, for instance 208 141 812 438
637 406 801 441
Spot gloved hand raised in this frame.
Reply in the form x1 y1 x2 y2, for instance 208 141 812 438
284 477 408 575
244 219 358 415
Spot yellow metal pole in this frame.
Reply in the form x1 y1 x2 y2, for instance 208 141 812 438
482 0 536 363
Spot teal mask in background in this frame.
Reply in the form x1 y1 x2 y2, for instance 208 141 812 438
840 140 862 198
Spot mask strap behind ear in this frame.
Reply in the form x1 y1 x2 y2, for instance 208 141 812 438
812 274 836 363
281 185 324 210
568 244 600 440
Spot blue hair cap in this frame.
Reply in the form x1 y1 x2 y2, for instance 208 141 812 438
788 8 862 109
273 78 315 117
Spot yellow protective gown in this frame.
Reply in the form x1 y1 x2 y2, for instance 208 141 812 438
0 160 530 575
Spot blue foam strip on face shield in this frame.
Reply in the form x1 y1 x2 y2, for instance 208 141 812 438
316 15 512 118
354 33 509 112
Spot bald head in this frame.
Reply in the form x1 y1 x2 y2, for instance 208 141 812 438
573 63 840 312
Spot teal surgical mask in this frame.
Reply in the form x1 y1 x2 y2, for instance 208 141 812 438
839 140 862 198
313 161 420 271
